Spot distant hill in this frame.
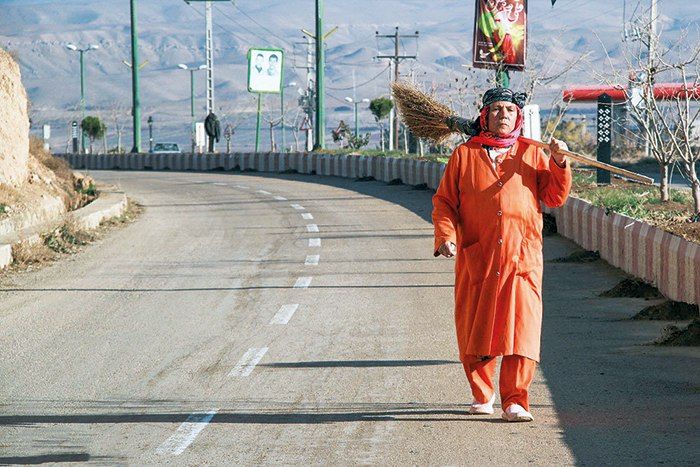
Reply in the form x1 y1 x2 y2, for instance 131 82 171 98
1 0 697 151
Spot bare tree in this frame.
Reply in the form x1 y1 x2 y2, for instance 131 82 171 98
263 114 283 152
656 58 700 213
109 102 129 153
287 108 303 152
587 10 700 206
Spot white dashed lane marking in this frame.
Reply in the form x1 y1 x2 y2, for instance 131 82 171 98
274 196 287 201
269 304 300 325
305 255 320 266
309 238 321 247
213 182 227 186
293 277 313 288
306 224 319 233
155 409 218 456
301 213 314 220
257 190 272 195
228 348 269 377
290 204 305 210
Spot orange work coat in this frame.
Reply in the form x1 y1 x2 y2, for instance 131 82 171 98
432 140 571 362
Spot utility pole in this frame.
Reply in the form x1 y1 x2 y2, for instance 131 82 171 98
306 35 314 151
315 0 325 150
129 0 141 153
205 2 214 117
375 27 419 151
184 1 229 151
79 50 86 152
302 2 337 151
295 35 315 151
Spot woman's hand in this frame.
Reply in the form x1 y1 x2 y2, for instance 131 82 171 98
549 138 569 167
438 241 457 258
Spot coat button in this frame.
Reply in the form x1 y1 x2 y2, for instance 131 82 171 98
497 181 503 187
496 210 502 216
498 238 503 245
496 271 501 277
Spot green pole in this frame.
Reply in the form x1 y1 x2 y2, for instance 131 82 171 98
354 102 358 139
255 93 262 153
190 69 195 153
496 68 510 88
314 0 325 149
130 0 142 153
79 50 86 153
281 84 286 153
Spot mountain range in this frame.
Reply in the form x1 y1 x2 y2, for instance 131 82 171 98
1 0 697 151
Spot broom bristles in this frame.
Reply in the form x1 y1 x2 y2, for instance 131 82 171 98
391 81 459 144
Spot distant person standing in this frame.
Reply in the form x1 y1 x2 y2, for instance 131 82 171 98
432 87 571 422
204 112 220 153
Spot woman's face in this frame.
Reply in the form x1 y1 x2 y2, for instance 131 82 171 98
487 101 518 136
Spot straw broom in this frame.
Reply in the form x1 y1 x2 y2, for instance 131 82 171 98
391 81 654 185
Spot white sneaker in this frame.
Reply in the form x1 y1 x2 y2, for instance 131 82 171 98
469 392 496 415
501 403 534 422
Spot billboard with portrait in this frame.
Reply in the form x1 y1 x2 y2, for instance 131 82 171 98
247 48 284 94
472 0 527 71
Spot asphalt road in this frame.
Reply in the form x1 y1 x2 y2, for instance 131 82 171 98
1 170 697 465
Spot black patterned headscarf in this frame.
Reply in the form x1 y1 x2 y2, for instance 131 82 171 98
481 87 528 109
446 87 528 137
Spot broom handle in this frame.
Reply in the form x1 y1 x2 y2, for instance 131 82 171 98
518 136 655 185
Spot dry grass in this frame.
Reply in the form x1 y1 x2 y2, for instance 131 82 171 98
11 238 55 266
101 199 143 226
0 184 20 211
44 215 95 254
3 198 142 275
29 136 75 191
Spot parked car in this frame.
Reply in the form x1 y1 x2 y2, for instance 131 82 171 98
151 142 182 154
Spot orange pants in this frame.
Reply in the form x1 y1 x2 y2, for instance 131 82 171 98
462 354 537 411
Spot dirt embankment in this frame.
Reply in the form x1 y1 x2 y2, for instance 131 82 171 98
0 47 29 186
0 48 93 226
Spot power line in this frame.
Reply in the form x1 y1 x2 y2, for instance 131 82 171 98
212 4 286 50
231 3 295 50
185 3 248 47
326 64 390 91
375 26 419 150
529 0 597 24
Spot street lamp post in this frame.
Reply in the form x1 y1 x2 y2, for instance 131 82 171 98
178 64 207 153
147 116 154 152
344 97 370 139
66 43 99 154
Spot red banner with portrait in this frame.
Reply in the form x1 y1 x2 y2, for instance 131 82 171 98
472 0 528 71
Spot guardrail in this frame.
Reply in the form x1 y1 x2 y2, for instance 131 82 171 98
58 152 700 306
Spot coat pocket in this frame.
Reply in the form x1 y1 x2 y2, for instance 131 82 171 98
461 241 486 285
516 237 543 276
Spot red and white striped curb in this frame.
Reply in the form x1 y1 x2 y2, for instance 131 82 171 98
543 201 699 306
59 152 698 305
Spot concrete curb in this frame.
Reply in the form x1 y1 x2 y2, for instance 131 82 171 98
71 190 128 231
0 188 128 270
58 152 699 305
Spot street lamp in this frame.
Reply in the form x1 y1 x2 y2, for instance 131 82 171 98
66 43 100 154
147 115 154 152
345 97 370 139
281 81 298 153
177 63 207 153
